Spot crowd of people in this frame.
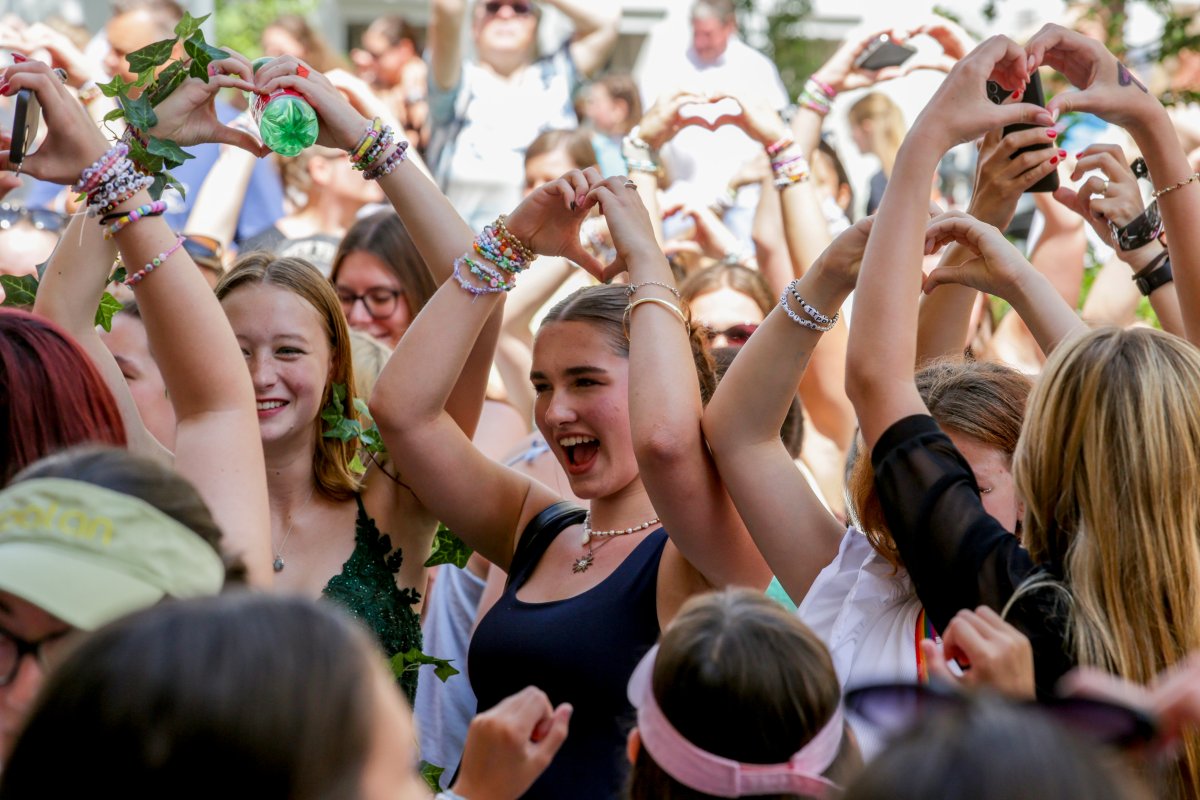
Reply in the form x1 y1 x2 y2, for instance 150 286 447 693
3 0 1200 797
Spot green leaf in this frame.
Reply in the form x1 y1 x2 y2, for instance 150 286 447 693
102 108 125 123
390 647 460 683
98 74 134 98
424 524 473 569
146 136 194 170
126 37 177 74
419 762 445 794
94 292 123 332
110 266 127 285
0 274 38 307
352 398 371 418
322 418 362 442
147 60 188 107
133 69 156 89
184 34 228 74
161 171 186 201
123 95 159 133
348 452 367 475
173 11 210 41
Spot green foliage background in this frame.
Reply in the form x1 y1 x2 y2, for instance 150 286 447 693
214 0 318 61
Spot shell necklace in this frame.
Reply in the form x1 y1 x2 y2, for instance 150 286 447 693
571 511 660 574
273 486 315 573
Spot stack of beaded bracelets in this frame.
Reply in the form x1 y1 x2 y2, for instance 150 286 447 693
346 117 410 181
779 278 838 332
452 215 538 298
798 77 836 116
72 143 154 217
767 135 811 189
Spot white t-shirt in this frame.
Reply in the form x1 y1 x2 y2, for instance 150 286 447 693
798 527 923 759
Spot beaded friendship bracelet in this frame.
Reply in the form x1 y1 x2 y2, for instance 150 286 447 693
779 279 837 332
348 117 385 163
123 236 186 286
475 222 532 275
102 200 167 239
771 144 811 189
494 215 537 263
451 258 506 298
362 140 410 181
456 254 516 292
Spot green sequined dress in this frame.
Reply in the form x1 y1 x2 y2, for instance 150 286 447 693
323 494 423 703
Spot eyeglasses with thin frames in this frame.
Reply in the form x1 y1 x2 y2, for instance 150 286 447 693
336 286 405 320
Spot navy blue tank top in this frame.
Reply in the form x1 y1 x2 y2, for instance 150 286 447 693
469 502 667 799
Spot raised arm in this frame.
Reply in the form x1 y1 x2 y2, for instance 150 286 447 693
543 0 620 78
7 59 272 584
429 0 468 93
845 36 1051 448
703 219 872 603
588 177 769 591
1027 23 1200 346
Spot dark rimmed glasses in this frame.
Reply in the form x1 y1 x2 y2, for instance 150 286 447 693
484 1 533 15
0 624 71 685
845 682 1158 749
336 286 405 320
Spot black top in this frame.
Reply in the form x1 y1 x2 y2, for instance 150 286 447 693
871 414 1074 698
469 502 667 799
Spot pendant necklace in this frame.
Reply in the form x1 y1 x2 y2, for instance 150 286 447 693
572 511 660 574
273 486 316 573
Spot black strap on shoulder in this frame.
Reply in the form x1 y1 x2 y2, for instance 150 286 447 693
506 501 587 590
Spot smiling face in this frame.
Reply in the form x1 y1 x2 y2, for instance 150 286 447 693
220 283 333 448
473 0 538 64
0 591 70 760
100 314 176 450
531 321 638 500
334 251 411 348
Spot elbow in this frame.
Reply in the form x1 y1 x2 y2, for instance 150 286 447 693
844 356 885 415
634 422 697 472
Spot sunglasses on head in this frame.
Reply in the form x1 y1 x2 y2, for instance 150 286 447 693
0 203 67 233
702 323 759 346
484 1 533 15
180 233 224 264
845 682 1158 750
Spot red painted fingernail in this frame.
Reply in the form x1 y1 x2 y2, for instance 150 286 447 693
11 53 25 63
1050 156 1058 165
1046 129 1058 138
1058 149 1066 158
1012 90 1021 99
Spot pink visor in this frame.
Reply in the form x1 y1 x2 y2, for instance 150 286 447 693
627 645 844 799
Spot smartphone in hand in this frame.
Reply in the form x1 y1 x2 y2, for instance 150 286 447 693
987 73 1059 194
9 88 41 167
855 35 917 71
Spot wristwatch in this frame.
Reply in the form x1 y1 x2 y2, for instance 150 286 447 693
1109 200 1163 252
1132 250 1172 296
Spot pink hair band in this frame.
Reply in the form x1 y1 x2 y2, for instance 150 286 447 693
627 644 844 799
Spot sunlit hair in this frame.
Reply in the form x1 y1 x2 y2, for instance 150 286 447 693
848 358 1031 570
524 128 598 170
592 74 642 135
679 263 773 320
847 92 906 160
690 0 736 23
1011 326 1200 793
216 254 361 502
0 308 127 485
330 210 438 326
628 589 860 799
264 14 348 72
540 284 717 404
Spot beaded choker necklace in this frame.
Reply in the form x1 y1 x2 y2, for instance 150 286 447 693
572 511 660 574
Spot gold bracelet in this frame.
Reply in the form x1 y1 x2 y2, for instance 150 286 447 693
622 296 690 339
1152 171 1200 200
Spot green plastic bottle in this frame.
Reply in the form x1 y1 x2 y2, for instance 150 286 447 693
250 57 319 157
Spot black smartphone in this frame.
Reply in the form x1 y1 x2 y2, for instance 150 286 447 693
855 35 917 71
10 88 41 167
992 73 1059 193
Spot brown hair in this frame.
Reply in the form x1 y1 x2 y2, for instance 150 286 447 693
216 254 362 502
264 14 349 72
628 589 860 799
329 210 438 323
593 74 642 135
524 129 598 170
679 263 774 320
540 284 717 404
847 358 1031 569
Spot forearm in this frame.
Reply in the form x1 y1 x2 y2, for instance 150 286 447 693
428 0 466 91
752 177 793 294
1003 270 1086 355
780 177 832 278
788 106 823 162
916 243 979 364
32 212 115 336
1027 210 1085 309
1129 109 1200 343
184 145 257 249
542 0 618 39
1080 252 1140 327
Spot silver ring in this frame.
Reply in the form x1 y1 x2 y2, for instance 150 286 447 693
53 67 68 84
624 180 637 189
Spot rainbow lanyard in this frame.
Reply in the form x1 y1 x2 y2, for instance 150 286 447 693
914 608 940 684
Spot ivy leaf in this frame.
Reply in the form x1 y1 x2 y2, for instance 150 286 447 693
184 34 228 75
126 37 176 74
390 648 460 683
147 136 194 170
98 73 134 98
110 266 127 285
94 292 123 332
173 11 210 41
322 418 362 442
161 171 186 201
424 524 473 569
102 107 125 123
348 452 367 475
147 60 188 107
123 95 159 133
0 274 38 307
418 762 445 794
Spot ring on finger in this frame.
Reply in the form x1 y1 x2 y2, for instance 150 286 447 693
53 67 67 84
624 179 637 189
1101 179 1111 196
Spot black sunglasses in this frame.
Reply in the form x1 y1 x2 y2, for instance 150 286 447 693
0 203 67 233
484 1 533 15
845 682 1158 749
